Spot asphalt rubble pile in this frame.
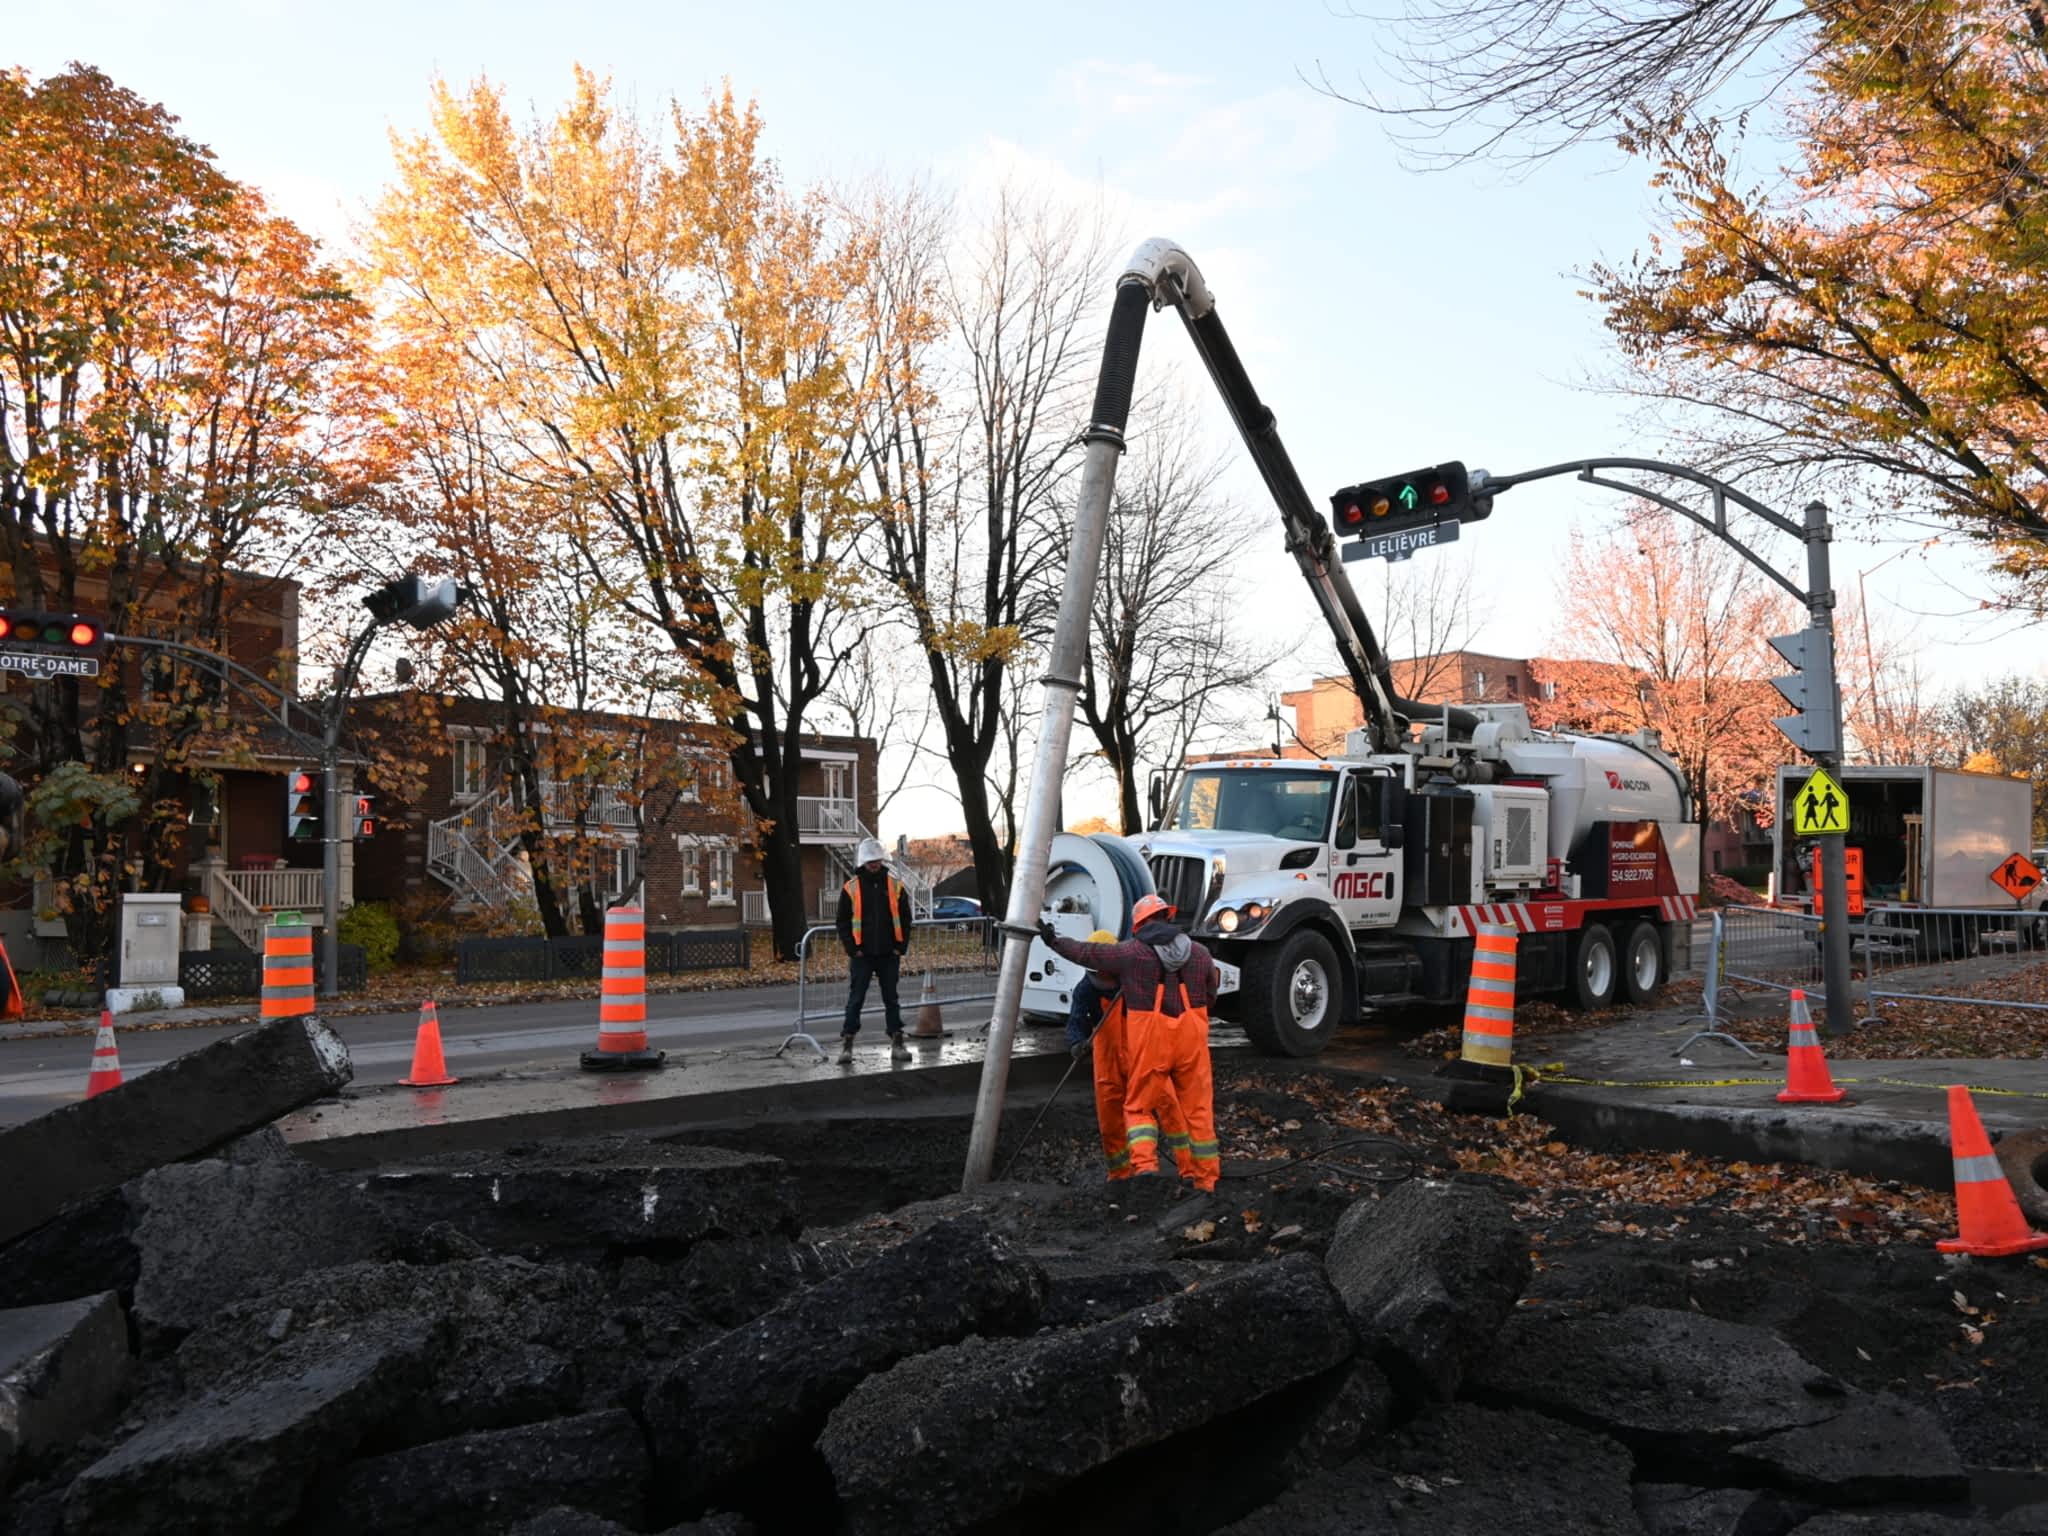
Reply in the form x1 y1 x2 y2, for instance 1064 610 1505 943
5 1039 2048 1534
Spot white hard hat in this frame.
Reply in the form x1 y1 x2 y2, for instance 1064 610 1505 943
856 837 887 867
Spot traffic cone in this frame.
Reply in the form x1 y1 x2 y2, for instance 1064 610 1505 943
912 970 944 1038
581 906 665 1071
1776 989 1846 1105
85 1011 123 1098
1459 922 1517 1068
398 1000 457 1087
1937 1085 2048 1257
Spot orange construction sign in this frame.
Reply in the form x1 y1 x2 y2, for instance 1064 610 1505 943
1990 850 2044 904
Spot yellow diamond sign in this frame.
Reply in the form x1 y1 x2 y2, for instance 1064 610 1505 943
1792 767 1849 837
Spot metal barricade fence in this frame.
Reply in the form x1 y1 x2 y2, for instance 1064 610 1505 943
1695 902 2048 1040
781 916 1003 1059
1856 905 2048 1013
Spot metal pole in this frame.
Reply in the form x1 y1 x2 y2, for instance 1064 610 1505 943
320 730 341 999
962 434 1126 1188
1803 499 1855 1039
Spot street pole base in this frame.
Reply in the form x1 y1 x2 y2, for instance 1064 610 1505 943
1433 1057 1516 1117
579 1049 668 1072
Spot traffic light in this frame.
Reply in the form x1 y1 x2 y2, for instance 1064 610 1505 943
1766 627 1841 755
353 794 376 839
287 769 323 842
0 610 107 678
1329 463 1484 537
364 574 466 629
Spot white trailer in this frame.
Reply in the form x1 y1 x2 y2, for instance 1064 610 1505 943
1771 763 2041 912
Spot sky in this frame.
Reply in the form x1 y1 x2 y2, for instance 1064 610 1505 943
16 1 2034 842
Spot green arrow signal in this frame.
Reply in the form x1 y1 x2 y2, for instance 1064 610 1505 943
1397 483 1419 510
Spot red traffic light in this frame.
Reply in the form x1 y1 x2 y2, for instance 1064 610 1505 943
291 771 316 795
1429 483 1451 506
68 620 98 647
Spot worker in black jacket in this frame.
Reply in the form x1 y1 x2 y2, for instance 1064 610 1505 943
835 838 912 1064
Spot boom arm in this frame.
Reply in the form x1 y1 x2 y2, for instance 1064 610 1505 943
1120 240 1476 753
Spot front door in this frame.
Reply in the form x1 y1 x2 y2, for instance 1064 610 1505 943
1330 773 1401 930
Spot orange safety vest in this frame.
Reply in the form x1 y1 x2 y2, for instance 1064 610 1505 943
845 874 906 947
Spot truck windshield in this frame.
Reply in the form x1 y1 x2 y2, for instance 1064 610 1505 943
1169 769 1336 842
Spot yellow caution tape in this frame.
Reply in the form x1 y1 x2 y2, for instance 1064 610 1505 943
1518 1063 2048 1102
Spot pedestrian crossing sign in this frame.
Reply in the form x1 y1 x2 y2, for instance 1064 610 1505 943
1792 768 1849 837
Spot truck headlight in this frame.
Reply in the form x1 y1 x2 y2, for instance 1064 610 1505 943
1210 900 1276 937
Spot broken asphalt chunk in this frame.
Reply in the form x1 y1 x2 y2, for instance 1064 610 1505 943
1323 1178 1531 1404
817 1253 1355 1535
0 1015 352 1248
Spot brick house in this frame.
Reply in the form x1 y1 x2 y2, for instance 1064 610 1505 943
347 692 901 931
0 558 373 957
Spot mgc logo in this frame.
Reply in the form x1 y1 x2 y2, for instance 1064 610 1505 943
1333 870 1393 901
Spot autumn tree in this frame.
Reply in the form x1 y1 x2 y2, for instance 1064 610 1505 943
1527 516 1799 853
853 186 1107 910
1076 407 1279 835
1585 2 2048 611
1942 675 2048 839
0 65 365 958
365 75 885 959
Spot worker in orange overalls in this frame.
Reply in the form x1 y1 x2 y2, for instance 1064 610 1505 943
1064 929 1195 1180
1040 895 1220 1190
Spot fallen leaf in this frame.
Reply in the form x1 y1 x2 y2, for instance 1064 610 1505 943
1181 1220 1218 1243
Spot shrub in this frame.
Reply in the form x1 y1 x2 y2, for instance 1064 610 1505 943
338 901 401 974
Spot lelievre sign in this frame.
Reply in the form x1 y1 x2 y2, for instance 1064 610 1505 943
0 651 100 679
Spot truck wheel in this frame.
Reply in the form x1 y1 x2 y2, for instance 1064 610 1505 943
1620 921 1665 1005
1565 923 1618 1011
1996 1128 2048 1228
1239 928 1342 1058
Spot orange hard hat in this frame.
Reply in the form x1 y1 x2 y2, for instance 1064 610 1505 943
1132 893 1171 926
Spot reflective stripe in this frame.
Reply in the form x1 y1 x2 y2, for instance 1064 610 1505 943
1164 1132 1192 1149
1470 959 1516 983
1954 1153 2006 1184
600 998 647 1015
603 942 642 959
1106 1150 1131 1170
1788 1027 1821 1047
1189 1140 1219 1157
1463 1003 1515 1023
1126 1124 1159 1145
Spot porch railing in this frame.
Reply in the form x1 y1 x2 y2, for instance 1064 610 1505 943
536 780 639 829
796 796 861 838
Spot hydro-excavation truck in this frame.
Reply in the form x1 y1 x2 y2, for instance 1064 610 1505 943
1020 239 1700 1059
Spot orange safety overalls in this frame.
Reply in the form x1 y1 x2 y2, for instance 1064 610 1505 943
1091 996 1197 1180
1117 977 1219 1190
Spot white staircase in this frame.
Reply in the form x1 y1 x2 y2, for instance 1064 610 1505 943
426 788 532 909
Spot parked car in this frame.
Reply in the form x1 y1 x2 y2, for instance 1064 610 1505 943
930 896 983 928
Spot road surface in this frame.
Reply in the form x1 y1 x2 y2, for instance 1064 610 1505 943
0 916 1718 1128
0 983 841 1128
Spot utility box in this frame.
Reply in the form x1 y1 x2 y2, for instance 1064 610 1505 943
119 894 181 986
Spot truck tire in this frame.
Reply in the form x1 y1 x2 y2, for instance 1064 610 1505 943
1239 928 1342 1059
1620 921 1665 1005
1565 923 1618 1011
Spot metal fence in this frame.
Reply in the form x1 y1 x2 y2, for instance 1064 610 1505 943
781 916 1003 1058
455 926 749 985
179 943 368 1000
1694 902 2048 1032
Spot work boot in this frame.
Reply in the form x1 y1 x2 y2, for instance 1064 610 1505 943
838 1034 856 1065
889 1032 912 1063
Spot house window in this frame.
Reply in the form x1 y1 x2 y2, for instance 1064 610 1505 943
678 840 701 895
1541 680 1557 701
598 845 637 903
1505 675 1519 698
453 737 486 799
708 842 735 904
1473 670 1487 698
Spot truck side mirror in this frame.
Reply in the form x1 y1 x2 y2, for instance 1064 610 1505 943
1148 772 1166 829
1382 823 1406 851
1379 778 1409 831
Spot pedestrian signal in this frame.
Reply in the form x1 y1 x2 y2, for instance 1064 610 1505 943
287 769 323 842
353 794 376 839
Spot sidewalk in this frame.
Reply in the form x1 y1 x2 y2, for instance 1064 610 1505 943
1336 1004 2048 1190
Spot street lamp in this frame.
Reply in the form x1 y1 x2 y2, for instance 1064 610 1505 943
319 575 467 997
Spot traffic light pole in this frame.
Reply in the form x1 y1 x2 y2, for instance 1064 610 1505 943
320 623 382 999
1800 500 1856 1039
